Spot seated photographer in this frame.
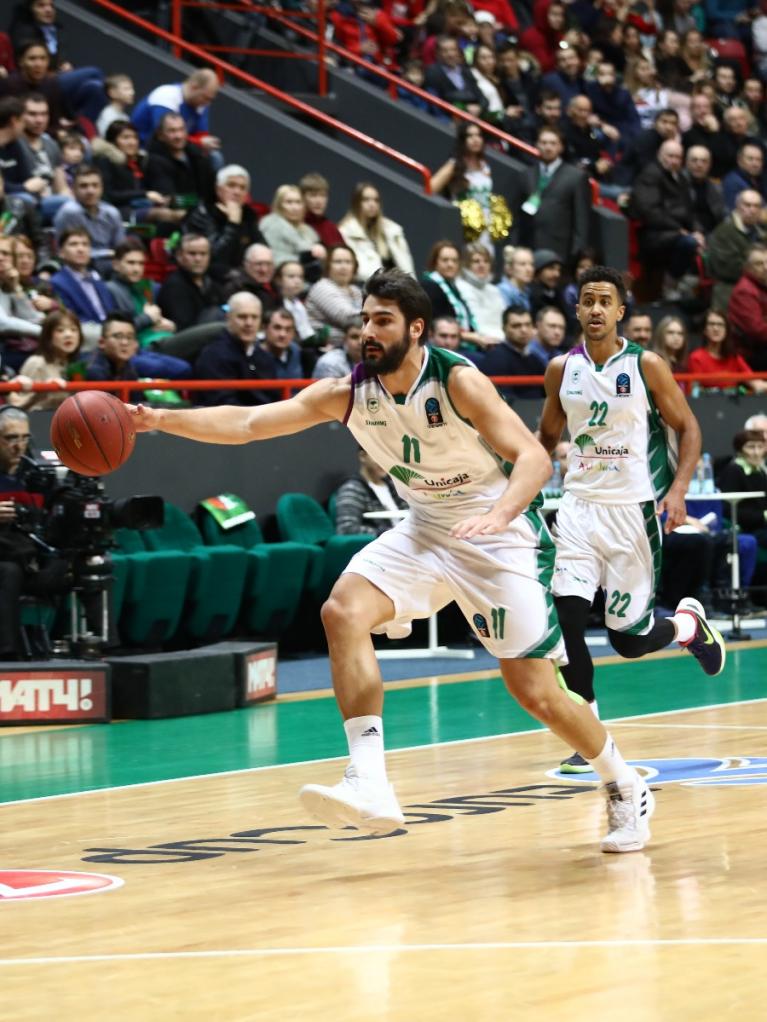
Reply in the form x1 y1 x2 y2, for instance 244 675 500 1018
0 407 96 660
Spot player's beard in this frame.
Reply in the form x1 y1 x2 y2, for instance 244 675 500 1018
362 330 411 375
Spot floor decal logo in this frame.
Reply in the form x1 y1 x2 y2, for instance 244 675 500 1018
0 869 124 900
80 783 597 864
548 757 767 787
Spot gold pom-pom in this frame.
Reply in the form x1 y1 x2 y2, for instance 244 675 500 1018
455 198 486 242
488 194 513 241
454 195 513 242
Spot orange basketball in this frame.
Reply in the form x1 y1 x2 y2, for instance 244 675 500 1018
51 392 136 476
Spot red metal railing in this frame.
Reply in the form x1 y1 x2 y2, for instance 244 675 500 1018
173 0 329 97
2 372 765 406
89 0 432 193
167 0 602 204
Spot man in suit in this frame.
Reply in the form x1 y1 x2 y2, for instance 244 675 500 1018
424 36 485 117
50 228 116 351
518 125 591 263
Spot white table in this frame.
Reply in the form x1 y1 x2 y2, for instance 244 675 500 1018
543 491 766 640
685 491 765 639
362 511 475 660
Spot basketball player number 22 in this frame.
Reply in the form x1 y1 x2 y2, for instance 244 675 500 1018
608 590 631 618
588 401 608 426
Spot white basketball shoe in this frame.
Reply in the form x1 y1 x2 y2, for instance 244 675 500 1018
299 766 406 835
601 772 656 853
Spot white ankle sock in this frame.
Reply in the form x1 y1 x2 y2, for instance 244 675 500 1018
344 715 387 782
587 734 635 786
671 611 697 645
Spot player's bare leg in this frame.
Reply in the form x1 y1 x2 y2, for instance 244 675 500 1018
500 658 655 852
299 573 406 834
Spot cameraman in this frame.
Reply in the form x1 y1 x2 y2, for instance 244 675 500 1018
0 406 97 659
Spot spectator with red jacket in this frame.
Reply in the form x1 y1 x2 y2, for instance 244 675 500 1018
519 0 565 74
329 0 401 69
728 244 767 372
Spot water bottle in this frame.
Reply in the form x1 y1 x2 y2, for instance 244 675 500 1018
688 459 701 495
546 459 562 498
701 452 715 494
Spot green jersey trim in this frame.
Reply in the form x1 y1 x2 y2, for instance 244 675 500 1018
637 351 676 501
615 500 663 635
414 346 475 426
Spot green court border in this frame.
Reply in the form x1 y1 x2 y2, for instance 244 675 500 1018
0 644 764 805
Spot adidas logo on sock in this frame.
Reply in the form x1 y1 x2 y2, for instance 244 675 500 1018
361 726 380 737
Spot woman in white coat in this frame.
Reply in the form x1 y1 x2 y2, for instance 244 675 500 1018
456 243 505 344
338 183 415 283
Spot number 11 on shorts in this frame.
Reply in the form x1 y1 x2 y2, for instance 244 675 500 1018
491 607 506 639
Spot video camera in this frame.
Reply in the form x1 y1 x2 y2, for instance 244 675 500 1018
12 453 164 657
15 454 163 554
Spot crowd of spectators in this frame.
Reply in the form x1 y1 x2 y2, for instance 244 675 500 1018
2 0 767 405
0 0 766 632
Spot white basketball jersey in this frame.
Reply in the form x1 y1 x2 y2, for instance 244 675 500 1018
344 346 522 528
559 339 677 504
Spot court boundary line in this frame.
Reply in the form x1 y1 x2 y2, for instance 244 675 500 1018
2 938 767 966
2 695 766 808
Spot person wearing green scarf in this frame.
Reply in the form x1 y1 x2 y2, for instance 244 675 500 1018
421 240 496 352
105 239 175 348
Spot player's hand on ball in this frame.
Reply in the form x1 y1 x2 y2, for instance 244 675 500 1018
450 509 513 539
127 403 164 432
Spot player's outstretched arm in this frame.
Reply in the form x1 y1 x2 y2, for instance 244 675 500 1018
128 378 350 445
536 357 567 453
641 351 702 532
447 365 552 538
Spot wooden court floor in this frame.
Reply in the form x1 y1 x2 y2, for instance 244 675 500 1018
1 645 766 1021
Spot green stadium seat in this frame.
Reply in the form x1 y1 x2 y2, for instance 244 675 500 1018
197 508 314 636
112 528 192 646
275 493 373 602
140 502 248 642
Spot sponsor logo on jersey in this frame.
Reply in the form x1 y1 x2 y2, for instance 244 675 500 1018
578 460 620 473
364 420 387 426
425 397 445 428
616 372 631 396
415 473 471 490
593 444 629 456
366 397 380 414
389 466 471 491
389 465 424 486
574 433 594 452
571 368 581 384
472 613 490 637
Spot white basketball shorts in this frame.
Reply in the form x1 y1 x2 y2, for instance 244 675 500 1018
343 509 566 661
552 492 662 635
